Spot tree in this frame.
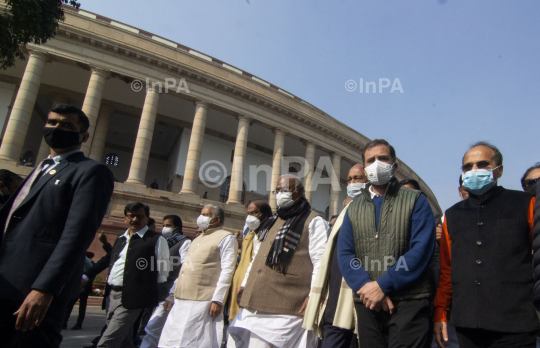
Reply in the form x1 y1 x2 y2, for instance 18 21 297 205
0 0 81 70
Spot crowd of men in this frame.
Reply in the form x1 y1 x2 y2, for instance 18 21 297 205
0 104 539 348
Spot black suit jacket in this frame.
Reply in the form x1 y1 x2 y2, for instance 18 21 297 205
0 151 114 303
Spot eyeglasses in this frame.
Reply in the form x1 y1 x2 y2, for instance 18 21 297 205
525 177 539 188
461 161 495 172
126 214 145 220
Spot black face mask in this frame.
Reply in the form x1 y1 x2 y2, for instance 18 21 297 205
526 182 537 196
43 127 82 149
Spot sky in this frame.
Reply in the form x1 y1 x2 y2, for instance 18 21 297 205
80 0 540 212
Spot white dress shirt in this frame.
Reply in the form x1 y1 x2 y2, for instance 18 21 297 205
178 239 191 263
43 149 82 173
107 226 169 286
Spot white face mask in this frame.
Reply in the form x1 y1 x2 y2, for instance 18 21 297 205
347 182 366 198
276 191 295 209
245 215 261 231
365 160 394 186
161 226 175 238
197 215 212 231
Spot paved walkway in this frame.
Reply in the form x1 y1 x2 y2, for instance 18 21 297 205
60 306 106 348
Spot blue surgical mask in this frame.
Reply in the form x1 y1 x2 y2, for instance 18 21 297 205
347 182 366 199
462 167 499 195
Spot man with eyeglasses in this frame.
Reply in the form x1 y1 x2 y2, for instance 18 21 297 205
97 202 170 348
521 163 540 195
434 142 538 348
303 164 367 348
229 175 329 348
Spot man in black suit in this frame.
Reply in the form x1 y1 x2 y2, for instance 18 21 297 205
0 104 114 348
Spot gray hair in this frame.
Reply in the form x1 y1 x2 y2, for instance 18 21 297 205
278 174 303 190
204 204 225 225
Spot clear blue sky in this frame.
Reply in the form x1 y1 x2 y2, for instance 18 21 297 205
80 0 540 212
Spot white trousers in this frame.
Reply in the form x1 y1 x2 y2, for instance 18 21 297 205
139 301 170 348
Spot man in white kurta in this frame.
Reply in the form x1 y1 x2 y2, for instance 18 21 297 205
140 236 191 348
158 205 237 348
228 175 329 348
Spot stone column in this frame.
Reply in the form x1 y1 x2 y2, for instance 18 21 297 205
0 51 48 162
330 153 342 216
126 88 159 185
80 67 109 156
304 141 316 203
34 93 70 164
180 100 209 195
89 105 114 162
227 115 250 204
269 129 286 211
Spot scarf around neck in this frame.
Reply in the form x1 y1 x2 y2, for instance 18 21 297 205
265 197 311 274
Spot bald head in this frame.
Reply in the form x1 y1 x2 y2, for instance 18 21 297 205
347 164 367 185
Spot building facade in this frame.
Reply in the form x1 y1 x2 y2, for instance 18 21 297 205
0 5 441 260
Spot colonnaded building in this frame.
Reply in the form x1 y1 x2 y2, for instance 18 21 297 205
0 5 441 259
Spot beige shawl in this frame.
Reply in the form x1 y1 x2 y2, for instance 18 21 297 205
229 230 255 322
302 205 356 338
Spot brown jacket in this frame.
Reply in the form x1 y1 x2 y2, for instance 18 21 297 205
240 210 319 315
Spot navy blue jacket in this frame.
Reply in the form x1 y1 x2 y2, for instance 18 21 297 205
0 152 114 303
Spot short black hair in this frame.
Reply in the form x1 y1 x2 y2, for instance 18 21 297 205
400 179 421 190
0 169 23 186
463 141 503 166
147 218 156 226
362 139 396 164
163 214 183 233
521 162 540 190
251 200 272 218
50 104 90 133
329 215 339 221
124 202 150 217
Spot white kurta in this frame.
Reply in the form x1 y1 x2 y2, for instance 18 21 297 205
229 216 329 348
158 234 237 348
140 239 191 348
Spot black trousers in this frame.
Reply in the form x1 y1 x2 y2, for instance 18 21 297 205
321 322 354 348
0 298 68 348
64 293 89 327
354 298 431 348
137 307 153 334
455 327 537 348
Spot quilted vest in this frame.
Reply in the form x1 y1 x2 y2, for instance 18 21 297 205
348 178 432 301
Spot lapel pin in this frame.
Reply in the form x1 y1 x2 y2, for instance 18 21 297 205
55 180 60 185
49 169 56 175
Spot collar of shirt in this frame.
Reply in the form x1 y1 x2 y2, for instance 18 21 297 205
43 149 83 172
121 225 149 240
369 185 382 199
